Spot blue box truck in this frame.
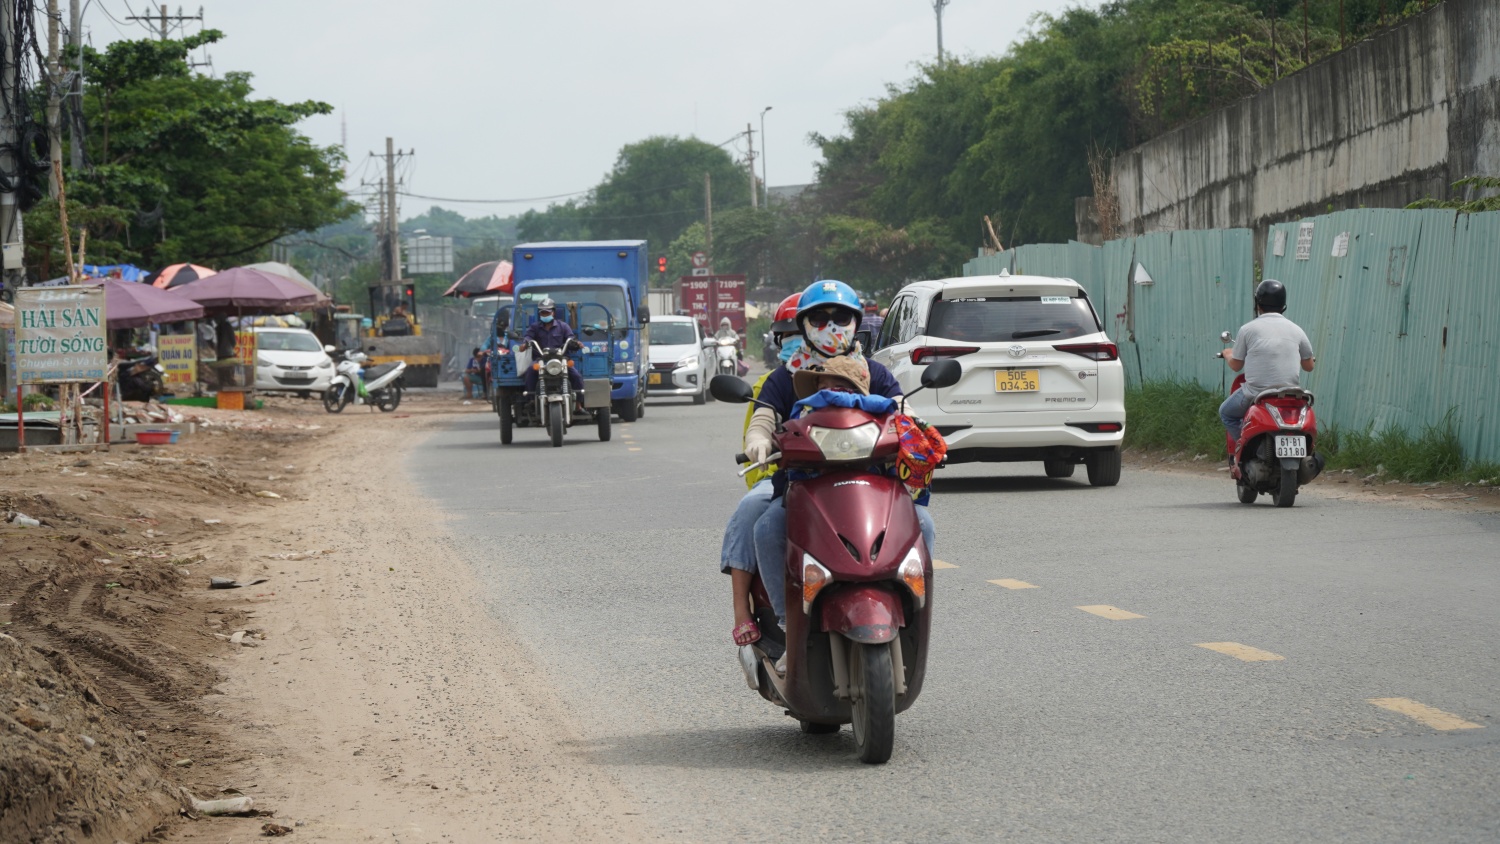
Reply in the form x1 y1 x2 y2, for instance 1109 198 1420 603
490 240 651 422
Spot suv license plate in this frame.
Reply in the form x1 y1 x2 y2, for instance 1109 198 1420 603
995 369 1039 392
1275 435 1308 458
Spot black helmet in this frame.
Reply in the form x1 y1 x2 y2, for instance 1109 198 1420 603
1254 279 1287 313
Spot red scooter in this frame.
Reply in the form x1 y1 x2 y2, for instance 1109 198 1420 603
711 359 962 764
1219 331 1325 507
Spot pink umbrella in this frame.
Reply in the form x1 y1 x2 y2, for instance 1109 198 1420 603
147 263 217 289
174 267 330 314
84 277 206 328
444 260 513 298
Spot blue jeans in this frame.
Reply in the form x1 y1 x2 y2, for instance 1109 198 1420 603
753 498 936 624
1219 387 1255 442
720 479 773 575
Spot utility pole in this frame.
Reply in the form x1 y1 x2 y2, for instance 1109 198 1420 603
745 123 758 209
384 137 399 284
703 172 713 272
0 0 23 294
126 4 201 40
46 0 61 197
69 0 82 170
933 0 951 66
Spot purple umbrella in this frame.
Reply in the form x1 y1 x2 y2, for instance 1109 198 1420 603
174 267 330 314
84 277 206 328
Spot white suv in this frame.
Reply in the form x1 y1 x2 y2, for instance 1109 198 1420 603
868 273 1125 485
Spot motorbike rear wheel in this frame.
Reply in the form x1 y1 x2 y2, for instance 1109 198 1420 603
377 386 402 412
548 406 564 447
322 385 347 414
849 641 895 764
1273 469 1297 507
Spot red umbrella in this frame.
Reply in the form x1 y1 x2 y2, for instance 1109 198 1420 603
84 277 205 328
146 263 217 289
174 267 329 314
444 260 513 298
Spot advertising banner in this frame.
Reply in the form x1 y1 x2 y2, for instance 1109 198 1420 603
15 286 108 384
158 334 197 386
234 330 259 364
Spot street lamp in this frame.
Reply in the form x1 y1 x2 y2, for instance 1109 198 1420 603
760 106 772 209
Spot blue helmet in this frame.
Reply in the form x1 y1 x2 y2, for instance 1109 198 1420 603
796 280 862 330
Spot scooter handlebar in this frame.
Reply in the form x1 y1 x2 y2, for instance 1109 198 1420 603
734 452 782 478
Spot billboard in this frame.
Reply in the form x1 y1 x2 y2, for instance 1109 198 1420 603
14 286 108 384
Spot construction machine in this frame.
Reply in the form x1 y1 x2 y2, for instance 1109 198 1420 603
358 281 441 388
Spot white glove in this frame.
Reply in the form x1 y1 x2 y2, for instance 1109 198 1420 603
745 438 773 466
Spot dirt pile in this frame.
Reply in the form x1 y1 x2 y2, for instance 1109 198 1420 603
1 420 322 842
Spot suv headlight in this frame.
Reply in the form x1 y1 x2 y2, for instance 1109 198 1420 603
614 361 636 375
543 359 567 377
807 422 880 462
676 354 698 369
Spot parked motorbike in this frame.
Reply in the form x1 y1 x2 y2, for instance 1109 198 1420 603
709 358 963 764
1218 330 1324 506
323 346 406 414
118 353 166 402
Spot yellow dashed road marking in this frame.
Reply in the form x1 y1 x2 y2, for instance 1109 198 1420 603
1076 604 1145 620
1368 698 1483 731
933 560 958 570
987 578 1038 589
1197 642 1285 662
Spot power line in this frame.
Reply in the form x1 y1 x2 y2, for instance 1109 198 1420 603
397 188 593 205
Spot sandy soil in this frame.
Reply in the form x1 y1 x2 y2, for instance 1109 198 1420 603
2 393 649 843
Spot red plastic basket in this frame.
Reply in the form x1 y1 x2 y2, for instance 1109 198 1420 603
135 430 173 446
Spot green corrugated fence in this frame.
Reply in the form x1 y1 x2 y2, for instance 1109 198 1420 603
962 210 1500 464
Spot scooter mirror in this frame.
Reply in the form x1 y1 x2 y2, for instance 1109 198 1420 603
709 374 754 403
920 357 963 390
1220 330 1233 343
323 344 336 354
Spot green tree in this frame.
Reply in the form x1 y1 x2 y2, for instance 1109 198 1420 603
43 30 354 268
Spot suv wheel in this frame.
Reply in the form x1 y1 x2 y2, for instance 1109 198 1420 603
1085 448 1122 487
1044 459 1075 478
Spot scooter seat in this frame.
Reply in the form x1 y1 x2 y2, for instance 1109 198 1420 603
364 362 401 382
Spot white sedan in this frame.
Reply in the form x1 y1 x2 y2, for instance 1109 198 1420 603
645 315 711 404
252 327 335 397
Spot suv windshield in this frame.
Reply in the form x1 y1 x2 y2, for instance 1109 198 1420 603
517 285 627 327
650 322 697 345
257 331 324 352
927 296 1099 343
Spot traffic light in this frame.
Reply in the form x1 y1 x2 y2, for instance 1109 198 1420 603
657 256 667 274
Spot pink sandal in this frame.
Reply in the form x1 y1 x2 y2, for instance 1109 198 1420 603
732 619 761 646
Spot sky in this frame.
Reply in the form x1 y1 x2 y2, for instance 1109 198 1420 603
84 0 1066 221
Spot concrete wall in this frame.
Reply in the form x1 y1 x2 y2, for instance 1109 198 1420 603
1100 0 1500 251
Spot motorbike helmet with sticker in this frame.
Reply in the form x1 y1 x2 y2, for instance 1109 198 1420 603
770 293 802 335
795 280 862 331
1254 279 1287 313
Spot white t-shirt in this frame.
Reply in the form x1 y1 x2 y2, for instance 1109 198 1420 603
1232 313 1313 396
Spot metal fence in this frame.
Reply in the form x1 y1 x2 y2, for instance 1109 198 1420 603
963 209 1500 463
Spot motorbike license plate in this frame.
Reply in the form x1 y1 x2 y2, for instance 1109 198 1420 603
1275 435 1308 458
995 369 1040 392
648 372 663 386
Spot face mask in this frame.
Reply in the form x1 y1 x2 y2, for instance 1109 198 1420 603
777 336 803 363
806 320 854 357
539 313 554 324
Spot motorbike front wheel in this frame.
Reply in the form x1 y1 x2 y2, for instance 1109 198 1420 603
849 641 895 764
322 385 347 414
498 392 513 444
596 408 611 441
548 406 564 447
377 386 402 412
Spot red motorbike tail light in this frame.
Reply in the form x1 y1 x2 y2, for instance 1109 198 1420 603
910 346 979 365
1052 342 1119 361
802 555 833 614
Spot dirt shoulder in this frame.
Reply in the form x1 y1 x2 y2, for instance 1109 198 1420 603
1123 449 1500 513
3 393 648 843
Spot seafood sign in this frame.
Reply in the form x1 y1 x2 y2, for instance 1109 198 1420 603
15 286 108 384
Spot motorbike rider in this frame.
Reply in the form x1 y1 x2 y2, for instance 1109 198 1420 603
744 280 935 634
721 293 801 647
1218 279 1316 447
521 297 585 397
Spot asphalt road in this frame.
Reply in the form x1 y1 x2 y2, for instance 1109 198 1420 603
412 389 1499 843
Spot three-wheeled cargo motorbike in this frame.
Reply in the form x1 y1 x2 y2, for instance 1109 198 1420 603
488 302 614 446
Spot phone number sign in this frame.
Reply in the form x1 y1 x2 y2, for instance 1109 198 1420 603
15 286 108 384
